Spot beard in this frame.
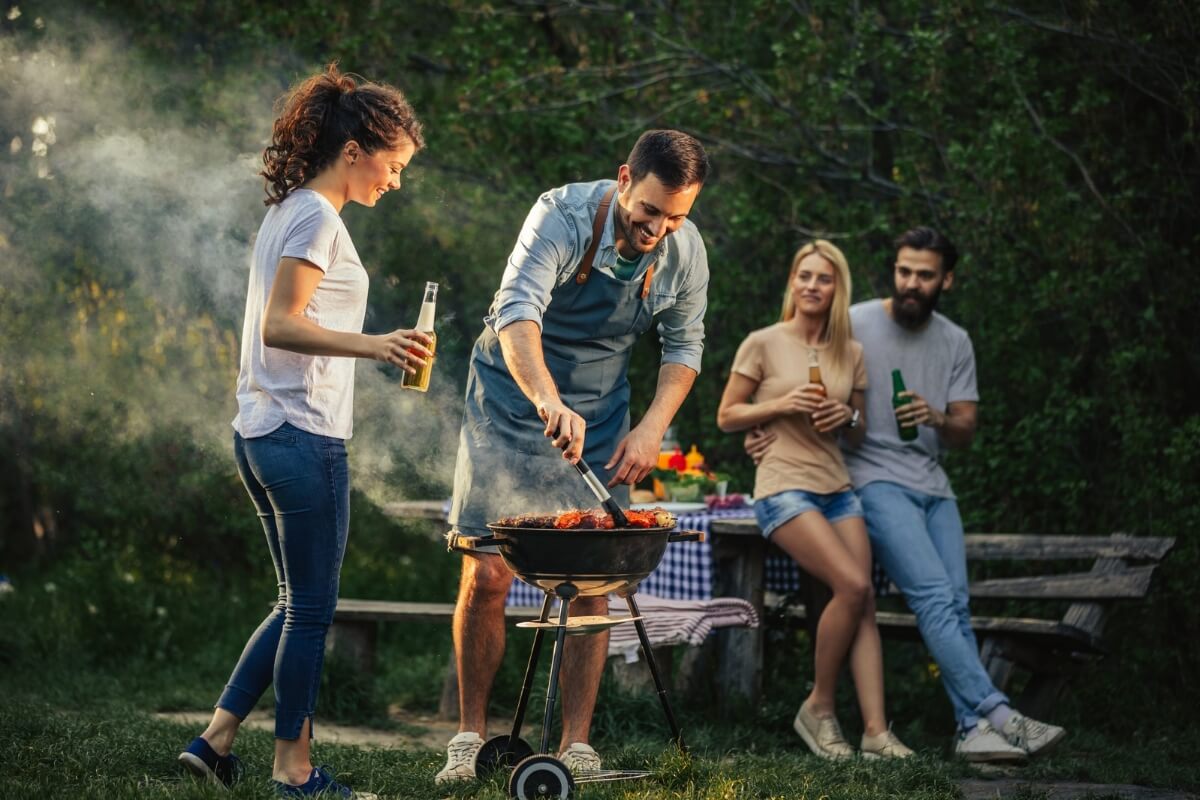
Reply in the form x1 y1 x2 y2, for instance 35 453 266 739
614 203 656 254
892 286 941 328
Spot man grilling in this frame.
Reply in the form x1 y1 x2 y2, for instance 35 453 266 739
438 130 710 783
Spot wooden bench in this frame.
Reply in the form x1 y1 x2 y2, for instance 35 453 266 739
325 600 544 718
709 520 1175 717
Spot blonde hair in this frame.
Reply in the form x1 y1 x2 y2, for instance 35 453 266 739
780 239 854 373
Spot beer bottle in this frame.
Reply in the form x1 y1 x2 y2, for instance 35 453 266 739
808 349 827 426
808 349 826 396
892 369 918 441
401 282 438 392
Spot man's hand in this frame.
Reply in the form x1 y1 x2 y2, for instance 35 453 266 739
895 390 945 430
773 384 827 417
812 398 853 433
744 426 777 466
605 424 661 487
538 399 587 463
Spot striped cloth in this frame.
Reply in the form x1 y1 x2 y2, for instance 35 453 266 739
606 594 758 662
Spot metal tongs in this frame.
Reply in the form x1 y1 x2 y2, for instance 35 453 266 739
572 457 630 527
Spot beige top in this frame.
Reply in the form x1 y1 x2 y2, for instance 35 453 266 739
730 322 867 498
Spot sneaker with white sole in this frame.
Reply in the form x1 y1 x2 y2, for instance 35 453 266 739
434 731 484 785
860 728 915 759
557 742 602 775
793 702 855 760
1001 711 1065 756
955 720 1028 763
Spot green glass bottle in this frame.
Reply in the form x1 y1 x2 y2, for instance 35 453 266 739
892 369 919 442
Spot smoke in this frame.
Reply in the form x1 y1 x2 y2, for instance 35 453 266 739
0 13 597 517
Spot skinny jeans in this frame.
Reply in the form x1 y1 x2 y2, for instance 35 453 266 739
217 422 350 740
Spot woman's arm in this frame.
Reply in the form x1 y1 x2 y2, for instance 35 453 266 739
718 373 824 433
262 257 432 371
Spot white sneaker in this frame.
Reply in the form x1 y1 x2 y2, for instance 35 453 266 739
1001 711 1066 756
793 702 856 760
955 720 1028 763
557 742 602 775
434 731 483 785
860 728 915 759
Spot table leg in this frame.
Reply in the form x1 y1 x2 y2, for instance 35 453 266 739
711 530 765 714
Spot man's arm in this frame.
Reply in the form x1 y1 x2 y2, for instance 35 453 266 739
498 320 586 462
896 394 978 448
605 362 696 486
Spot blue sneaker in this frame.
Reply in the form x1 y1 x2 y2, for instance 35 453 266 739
178 736 243 788
272 766 377 799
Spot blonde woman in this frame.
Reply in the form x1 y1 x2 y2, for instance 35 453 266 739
717 240 912 760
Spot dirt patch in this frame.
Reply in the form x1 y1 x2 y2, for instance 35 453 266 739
156 707 536 752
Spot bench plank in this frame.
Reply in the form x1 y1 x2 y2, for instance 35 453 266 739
709 520 1175 562
333 599 537 623
765 600 1104 654
962 534 1174 562
968 564 1157 600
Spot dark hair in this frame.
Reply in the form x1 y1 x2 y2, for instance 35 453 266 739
893 226 959 271
626 129 709 189
261 63 424 205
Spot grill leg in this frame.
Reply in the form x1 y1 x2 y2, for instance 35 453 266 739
507 593 555 749
625 593 687 752
539 584 576 755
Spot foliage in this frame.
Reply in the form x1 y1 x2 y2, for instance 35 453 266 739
1 0 1199 770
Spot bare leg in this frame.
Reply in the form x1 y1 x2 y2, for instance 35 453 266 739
831 516 888 737
273 717 314 786
558 594 609 750
770 511 871 718
453 552 513 736
199 708 241 756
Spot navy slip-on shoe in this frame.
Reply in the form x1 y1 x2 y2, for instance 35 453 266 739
272 765 377 799
178 735 244 788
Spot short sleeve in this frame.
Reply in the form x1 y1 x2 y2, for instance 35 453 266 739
280 202 340 273
852 342 868 391
948 332 980 403
730 333 764 383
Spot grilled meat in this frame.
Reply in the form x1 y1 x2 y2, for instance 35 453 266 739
495 507 674 530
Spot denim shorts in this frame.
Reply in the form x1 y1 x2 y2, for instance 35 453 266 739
753 488 864 539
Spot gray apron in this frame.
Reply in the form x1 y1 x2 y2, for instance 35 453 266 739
449 184 658 535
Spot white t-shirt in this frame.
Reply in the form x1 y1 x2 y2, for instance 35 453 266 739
233 189 369 440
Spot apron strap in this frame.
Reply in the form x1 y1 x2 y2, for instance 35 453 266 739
641 261 656 299
575 186 616 285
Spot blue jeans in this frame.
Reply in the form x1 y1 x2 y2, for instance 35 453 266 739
857 481 1008 731
218 422 350 740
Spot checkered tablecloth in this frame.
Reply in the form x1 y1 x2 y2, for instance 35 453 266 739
504 506 820 605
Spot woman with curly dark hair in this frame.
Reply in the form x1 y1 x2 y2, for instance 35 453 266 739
177 64 431 799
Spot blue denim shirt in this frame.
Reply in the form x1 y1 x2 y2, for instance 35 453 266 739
483 179 708 374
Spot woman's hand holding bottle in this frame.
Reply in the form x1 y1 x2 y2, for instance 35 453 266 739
772 384 828 418
372 329 434 373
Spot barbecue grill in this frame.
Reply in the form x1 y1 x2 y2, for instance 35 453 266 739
453 515 701 799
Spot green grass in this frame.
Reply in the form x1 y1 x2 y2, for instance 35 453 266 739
3 512 1199 798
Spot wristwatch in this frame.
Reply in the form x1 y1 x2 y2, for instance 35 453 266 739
845 407 861 430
